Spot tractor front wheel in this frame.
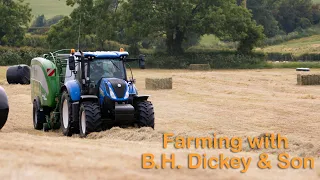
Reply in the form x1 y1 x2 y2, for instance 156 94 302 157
135 101 155 129
60 92 73 136
79 102 102 138
33 100 45 130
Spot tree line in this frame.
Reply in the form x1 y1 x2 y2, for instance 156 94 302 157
248 0 320 37
1 0 320 55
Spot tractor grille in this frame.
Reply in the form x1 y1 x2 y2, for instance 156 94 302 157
108 79 127 98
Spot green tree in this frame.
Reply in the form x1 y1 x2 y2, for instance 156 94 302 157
119 0 264 54
89 0 119 50
0 0 32 46
46 15 65 26
46 16 79 49
32 15 46 27
47 0 95 49
247 0 283 38
312 4 320 25
276 0 313 33
48 0 119 50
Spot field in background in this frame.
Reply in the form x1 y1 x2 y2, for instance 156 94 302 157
23 0 74 18
21 0 320 19
0 66 319 179
257 35 320 56
19 0 320 59
0 67 5 82
267 61 320 68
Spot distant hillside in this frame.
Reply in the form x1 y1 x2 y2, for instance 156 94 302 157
22 0 320 20
22 0 74 18
257 35 320 55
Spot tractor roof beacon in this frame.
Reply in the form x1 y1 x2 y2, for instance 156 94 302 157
30 49 155 137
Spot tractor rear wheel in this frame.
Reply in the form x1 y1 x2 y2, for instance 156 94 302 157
33 100 45 130
79 102 102 138
60 92 73 136
135 101 155 129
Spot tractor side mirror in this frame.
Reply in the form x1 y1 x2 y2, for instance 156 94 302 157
139 54 146 69
68 56 76 71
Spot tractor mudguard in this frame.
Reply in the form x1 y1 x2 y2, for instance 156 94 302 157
75 96 98 124
63 80 81 102
81 95 99 103
133 95 150 102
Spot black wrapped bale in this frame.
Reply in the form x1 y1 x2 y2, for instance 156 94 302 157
6 64 31 84
0 86 9 129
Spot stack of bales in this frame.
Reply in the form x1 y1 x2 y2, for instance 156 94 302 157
297 74 320 85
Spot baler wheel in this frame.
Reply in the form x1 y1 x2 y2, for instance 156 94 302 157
33 100 45 130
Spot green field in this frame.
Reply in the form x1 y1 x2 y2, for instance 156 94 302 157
22 0 320 20
22 0 74 18
257 35 320 55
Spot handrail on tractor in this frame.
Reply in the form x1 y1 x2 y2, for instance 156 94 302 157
42 49 72 64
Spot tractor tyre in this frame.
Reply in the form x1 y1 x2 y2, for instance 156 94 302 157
33 100 45 130
135 101 155 129
79 102 102 138
60 91 73 136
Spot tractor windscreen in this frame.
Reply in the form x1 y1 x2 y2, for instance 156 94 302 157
89 59 126 83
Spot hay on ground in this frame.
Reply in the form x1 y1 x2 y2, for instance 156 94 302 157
189 64 211 71
297 74 320 85
145 77 172 90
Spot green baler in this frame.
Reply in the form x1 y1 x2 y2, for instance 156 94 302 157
30 50 71 131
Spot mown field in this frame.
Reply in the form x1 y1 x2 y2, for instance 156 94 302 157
23 0 74 18
22 0 320 19
0 66 319 179
257 35 320 56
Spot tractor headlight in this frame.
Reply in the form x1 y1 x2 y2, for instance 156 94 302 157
109 87 117 99
124 89 129 99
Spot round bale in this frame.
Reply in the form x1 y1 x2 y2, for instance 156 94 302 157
6 64 31 85
145 77 172 90
189 64 211 71
0 86 9 129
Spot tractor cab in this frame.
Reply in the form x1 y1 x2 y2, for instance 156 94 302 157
89 59 125 83
67 50 144 98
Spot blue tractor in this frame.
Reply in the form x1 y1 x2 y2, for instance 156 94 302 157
30 49 155 137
